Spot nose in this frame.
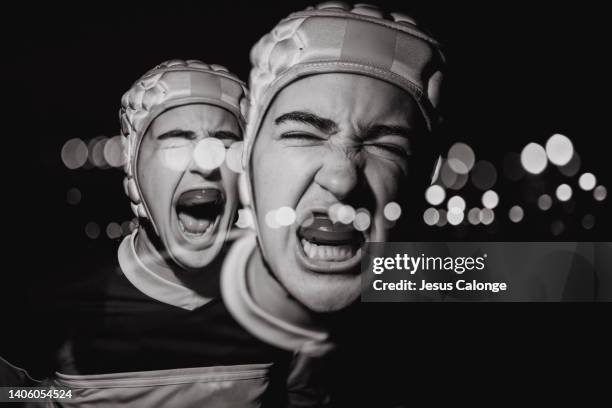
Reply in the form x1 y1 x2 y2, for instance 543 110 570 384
314 150 360 200
187 156 221 180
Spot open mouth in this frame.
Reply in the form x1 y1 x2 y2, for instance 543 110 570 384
297 213 365 263
175 189 224 239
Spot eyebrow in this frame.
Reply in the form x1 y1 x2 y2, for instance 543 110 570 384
366 125 415 140
274 111 338 134
210 130 242 141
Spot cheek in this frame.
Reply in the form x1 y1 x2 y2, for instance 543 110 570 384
364 160 405 207
253 145 317 213
252 152 282 216
138 152 178 209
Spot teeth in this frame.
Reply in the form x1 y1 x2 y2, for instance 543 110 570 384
303 239 312 255
300 239 355 262
310 245 317 259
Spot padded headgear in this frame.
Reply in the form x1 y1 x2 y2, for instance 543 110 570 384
244 2 446 168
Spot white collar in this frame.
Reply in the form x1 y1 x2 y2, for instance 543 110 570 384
221 232 333 357
117 231 213 311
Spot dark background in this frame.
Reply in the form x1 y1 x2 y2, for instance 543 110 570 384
8 0 611 249
3 0 610 401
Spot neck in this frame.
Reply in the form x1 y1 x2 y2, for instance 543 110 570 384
246 246 320 332
134 226 220 297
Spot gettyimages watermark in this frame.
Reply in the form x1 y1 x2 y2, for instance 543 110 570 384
361 242 612 302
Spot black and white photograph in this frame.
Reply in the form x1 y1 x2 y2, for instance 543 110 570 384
2 1 610 406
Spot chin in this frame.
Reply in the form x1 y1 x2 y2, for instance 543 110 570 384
169 213 235 270
168 240 222 271
286 272 361 313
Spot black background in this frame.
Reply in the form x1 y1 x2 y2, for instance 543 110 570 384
7 0 611 249
3 0 610 401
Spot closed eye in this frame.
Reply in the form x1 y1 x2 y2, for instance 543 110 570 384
157 130 197 141
280 132 326 142
212 131 242 146
364 142 411 158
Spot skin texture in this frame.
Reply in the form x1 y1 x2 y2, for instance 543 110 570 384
136 103 241 273
251 73 425 312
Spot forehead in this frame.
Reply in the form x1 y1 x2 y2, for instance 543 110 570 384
266 73 423 127
149 103 239 135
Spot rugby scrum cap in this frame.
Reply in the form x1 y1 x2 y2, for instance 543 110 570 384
119 59 248 229
244 2 446 166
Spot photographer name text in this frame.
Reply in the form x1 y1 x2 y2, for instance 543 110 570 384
369 253 508 293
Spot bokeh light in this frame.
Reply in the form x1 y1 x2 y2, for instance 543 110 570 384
129 219 138 233
103 135 126 168
106 222 122 239
555 184 572 202
448 172 469 190
447 196 466 213
439 160 458 188
509 205 524 223
301 213 315 228
551 220 564 236
447 143 475 175
578 173 596 191
328 203 344 223
235 208 254 229
338 205 357 224
537 194 553 211
85 222 100 239
275 206 296 227
447 209 464 226
593 185 607 201
226 141 243 173
194 137 226 170
121 220 132 236
353 209 371 231
88 137 108 168
467 208 481 225
425 185 445 206
471 160 497 190
545 134 574 166
61 138 88 169
479 208 495 225
423 208 439 226
265 210 281 229
582 214 595 230
482 190 499 209
384 202 402 221
66 187 81 205
238 173 250 206
520 143 547 175
558 152 581 177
